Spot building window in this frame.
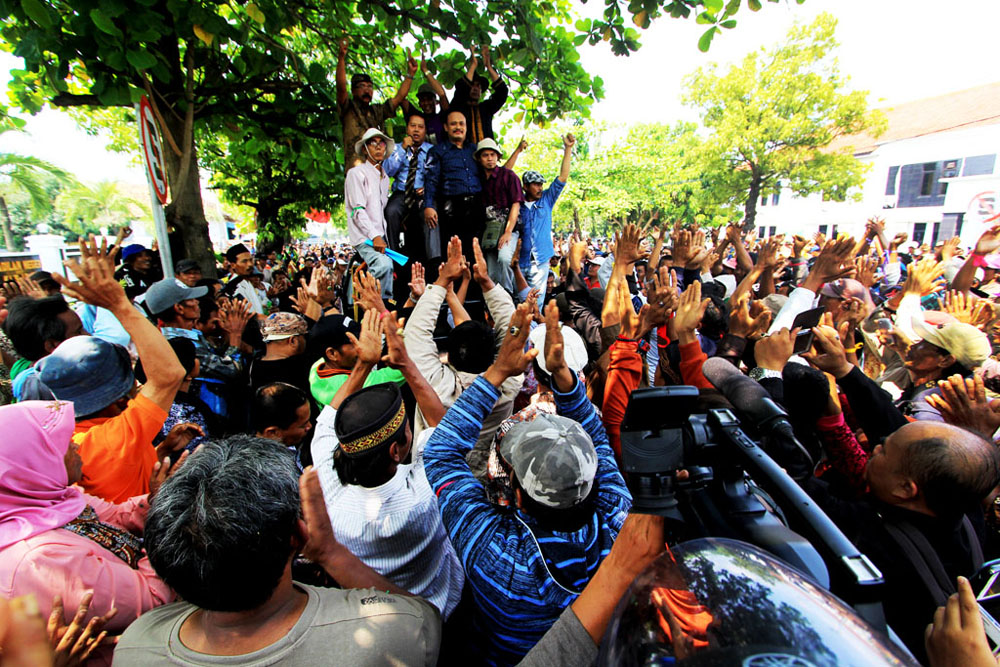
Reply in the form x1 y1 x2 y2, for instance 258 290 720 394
760 195 767 207
769 226 777 237
831 224 839 238
920 162 938 196
913 222 926 244
759 226 765 237
818 225 828 237
771 191 780 206
886 166 899 195
963 154 996 177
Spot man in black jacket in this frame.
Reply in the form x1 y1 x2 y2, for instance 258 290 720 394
766 325 1000 663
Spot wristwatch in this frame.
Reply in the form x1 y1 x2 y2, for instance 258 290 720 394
749 367 783 382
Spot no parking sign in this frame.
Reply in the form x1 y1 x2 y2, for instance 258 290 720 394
138 96 169 205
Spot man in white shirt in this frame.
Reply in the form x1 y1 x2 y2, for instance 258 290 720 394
345 127 393 301
222 243 265 315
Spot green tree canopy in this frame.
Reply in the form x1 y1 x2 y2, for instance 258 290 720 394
0 0 803 265
683 12 885 231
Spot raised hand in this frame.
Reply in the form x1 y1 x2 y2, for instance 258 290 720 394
673 280 710 341
801 325 853 379
902 257 945 297
728 293 772 340
53 235 129 310
219 297 253 334
643 267 679 330
298 467 342 567
471 237 495 290
974 224 1000 256
803 236 857 292
154 423 203 462
435 236 466 286
408 262 426 299
381 312 411 370
306 267 333 307
924 576 997 667
149 448 192 499
345 308 382 366
754 327 799 372
792 235 809 258
926 374 1000 436
854 253 879 288
47 591 118 667
563 133 576 150
614 223 646 266
939 235 961 262
483 301 537 386
671 229 693 268
353 268 386 313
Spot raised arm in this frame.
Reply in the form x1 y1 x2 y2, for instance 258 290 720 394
389 51 419 111
382 312 446 426
421 60 448 110
335 37 349 108
503 138 527 171
55 236 184 412
558 133 575 183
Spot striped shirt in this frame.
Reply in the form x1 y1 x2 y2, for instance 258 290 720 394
311 406 464 619
424 375 631 666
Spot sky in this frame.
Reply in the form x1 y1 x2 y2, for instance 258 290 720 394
2 0 1000 186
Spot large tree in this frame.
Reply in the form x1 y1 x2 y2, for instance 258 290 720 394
1 0 801 262
683 12 884 231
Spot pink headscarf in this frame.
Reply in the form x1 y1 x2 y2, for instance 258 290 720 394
0 401 86 551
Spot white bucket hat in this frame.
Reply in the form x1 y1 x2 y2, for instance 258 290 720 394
354 128 395 160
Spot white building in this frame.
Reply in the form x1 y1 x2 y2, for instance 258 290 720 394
754 82 1000 248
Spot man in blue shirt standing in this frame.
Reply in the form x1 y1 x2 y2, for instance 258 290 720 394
423 110 484 268
519 133 576 308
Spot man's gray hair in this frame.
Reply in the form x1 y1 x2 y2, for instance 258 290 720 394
144 435 300 612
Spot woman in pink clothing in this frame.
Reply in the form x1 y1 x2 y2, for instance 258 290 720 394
0 401 174 664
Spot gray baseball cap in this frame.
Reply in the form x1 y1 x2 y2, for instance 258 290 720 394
499 413 597 509
522 170 545 185
144 278 208 314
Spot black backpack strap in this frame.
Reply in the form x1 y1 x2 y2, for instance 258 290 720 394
963 515 985 571
882 520 954 608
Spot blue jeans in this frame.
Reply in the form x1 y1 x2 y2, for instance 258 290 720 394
521 255 549 309
486 230 519 293
355 242 393 299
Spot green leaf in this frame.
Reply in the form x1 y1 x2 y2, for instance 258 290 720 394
20 0 53 28
721 19 737 29
89 8 123 39
748 0 762 10
703 0 724 13
698 26 718 52
126 50 157 70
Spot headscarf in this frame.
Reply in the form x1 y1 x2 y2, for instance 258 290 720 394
0 401 86 551
819 278 876 316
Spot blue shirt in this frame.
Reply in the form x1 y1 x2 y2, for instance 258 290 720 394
382 142 432 193
423 140 481 209
423 375 631 665
518 178 565 267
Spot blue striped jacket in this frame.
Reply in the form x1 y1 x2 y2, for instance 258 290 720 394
424 375 631 665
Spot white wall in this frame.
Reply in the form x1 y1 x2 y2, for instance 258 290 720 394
753 123 1000 244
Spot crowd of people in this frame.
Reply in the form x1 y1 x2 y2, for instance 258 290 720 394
2 43 1000 667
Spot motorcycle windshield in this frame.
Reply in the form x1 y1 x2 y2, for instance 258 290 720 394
600 537 917 667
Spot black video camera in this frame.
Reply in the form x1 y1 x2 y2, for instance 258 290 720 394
619 385 886 630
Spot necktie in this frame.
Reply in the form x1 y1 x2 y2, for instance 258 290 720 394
404 148 420 209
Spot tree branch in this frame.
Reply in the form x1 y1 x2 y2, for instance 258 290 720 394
51 93 128 107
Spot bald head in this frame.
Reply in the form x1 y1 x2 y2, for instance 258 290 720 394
894 421 1000 518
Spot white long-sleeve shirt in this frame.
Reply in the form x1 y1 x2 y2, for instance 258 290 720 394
311 411 464 619
345 161 390 247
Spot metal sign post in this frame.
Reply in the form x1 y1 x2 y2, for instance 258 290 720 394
136 96 174 278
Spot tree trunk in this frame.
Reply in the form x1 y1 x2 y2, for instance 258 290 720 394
572 206 582 238
160 112 216 277
0 197 15 250
742 171 762 233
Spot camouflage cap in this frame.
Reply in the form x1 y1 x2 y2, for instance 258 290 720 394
499 413 597 510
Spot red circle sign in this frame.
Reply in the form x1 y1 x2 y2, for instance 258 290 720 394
139 96 169 205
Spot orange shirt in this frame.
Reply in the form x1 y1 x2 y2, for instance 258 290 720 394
73 394 168 504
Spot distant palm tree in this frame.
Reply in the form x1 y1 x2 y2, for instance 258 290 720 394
56 180 149 237
0 121 73 249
